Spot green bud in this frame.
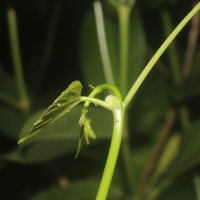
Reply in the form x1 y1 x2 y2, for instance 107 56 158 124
105 95 121 110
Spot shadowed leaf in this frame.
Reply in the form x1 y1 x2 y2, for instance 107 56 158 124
30 179 123 200
17 106 112 163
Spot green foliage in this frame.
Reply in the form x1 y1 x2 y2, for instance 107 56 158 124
194 175 200 200
130 71 169 138
159 122 200 180
18 81 83 144
30 180 123 200
0 1 200 200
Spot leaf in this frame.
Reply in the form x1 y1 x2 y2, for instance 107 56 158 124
152 134 181 183
18 81 83 143
139 0 177 8
157 121 200 183
173 73 200 102
0 105 25 139
18 106 113 163
156 175 197 200
0 75 24 139
84 117 96 144
129 71 170 138
194 175 200 200
30 179 123 200
131 144 154 187
79 5 145 90
0 75 18 99
0 149 24 163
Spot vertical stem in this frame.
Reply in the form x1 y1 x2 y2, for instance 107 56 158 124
96 109 124 200
7 8 30 113
93 0 115 85
118 3 136 196
118 5 131 97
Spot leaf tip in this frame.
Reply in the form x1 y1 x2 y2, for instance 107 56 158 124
18 138 25 144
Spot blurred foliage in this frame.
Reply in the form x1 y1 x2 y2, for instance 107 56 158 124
0 0 200 199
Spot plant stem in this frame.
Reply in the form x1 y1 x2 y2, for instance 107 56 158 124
80 96 112 110
93 0 115 85
96 108 124 200
7 8 30 114
118 5 131 97
123 3 200 110
117 2 136 196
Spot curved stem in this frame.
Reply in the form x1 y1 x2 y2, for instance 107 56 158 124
80 96 112 110
123 3 200 110
83 84 122 111
96 108 124 200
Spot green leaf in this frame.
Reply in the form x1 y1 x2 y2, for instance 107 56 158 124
0 75 18 100
18 106 112 163
0 106 24 139
18 81 83 144
30 179 123 200
173 73 200 102
156 175 197 200
0 149 23 163
157 121 200 182
0 75 24 139
152 134 181 183
84 117 96 144
140 0 178 8
130 71 170 138
194 175 200 200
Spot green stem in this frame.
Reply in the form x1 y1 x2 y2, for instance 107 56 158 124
118 5 131 97
80 96 112 110
117 2 136 197
83 84 122 110
93 0 115 85
7 8 30 113
96 108 124 200
123 3 200 110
